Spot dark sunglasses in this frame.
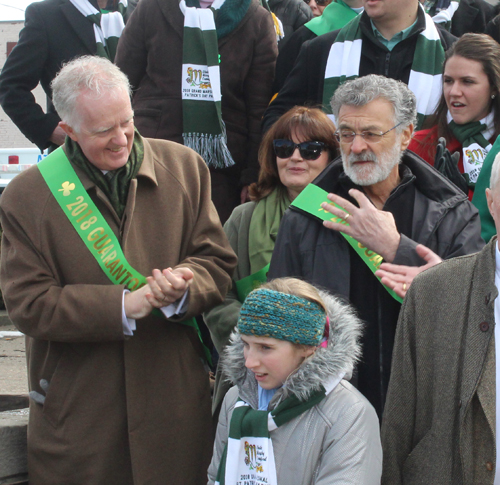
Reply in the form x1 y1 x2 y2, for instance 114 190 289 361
304 0 331 6
273 140 326 160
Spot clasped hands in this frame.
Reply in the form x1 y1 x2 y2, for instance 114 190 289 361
124 267 194 320
321 189 401 263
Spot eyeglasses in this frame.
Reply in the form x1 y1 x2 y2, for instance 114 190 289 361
273 140 326 160
335 122 402 144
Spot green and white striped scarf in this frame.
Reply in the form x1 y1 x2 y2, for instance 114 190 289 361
431 1 459 31
448 111 495 186
179 0 235 169
322 5 445 130
215 375 342 485
69 0 127 61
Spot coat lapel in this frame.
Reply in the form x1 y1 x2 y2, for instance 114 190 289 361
60 0 98 55
155 0 184 40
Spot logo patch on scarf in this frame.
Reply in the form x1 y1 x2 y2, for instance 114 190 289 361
182 64 213 101
236 437 272 484
463 143 488 184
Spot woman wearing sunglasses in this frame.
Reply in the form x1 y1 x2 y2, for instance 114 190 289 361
204 105 338 418
304 0 332 16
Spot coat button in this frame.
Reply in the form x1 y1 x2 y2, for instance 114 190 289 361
486 462 494 471
480 322 490 332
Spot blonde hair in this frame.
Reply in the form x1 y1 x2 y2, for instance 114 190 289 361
260 277 327 315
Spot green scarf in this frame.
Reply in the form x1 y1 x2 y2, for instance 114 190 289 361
449 111 494 186
305 0 358 36
248 188 291 275
69 0 126 61
322 5 444 130
472 134 500 243
65 129 144 219
427 0 460 31
215 389 327 485
180 0 250 168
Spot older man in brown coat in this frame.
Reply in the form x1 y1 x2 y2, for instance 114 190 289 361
0 56 236 484
381 155 500 483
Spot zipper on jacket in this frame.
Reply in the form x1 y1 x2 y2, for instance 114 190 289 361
384 52 390 77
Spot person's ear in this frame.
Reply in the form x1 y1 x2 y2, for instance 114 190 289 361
301 346 316 359
486 188 495 219
59 121 79 142
399 123 414 151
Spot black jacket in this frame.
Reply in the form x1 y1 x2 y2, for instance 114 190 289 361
262 7 456 132
450 0 495 37
268 0 313 50
272 24 316 93
268 150 484 415
0 0 111 150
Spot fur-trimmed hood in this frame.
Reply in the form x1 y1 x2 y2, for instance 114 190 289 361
221 291 363 409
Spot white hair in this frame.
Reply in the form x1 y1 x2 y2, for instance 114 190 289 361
330 74 417 133
51 55 132 131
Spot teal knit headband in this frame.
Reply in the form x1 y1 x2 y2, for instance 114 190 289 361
237 288 326 346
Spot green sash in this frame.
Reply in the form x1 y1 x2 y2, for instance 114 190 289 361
37 147 212 363
292 184 403 303
234 263 270 303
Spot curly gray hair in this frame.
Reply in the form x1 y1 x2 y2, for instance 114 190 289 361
330 75 417 132
51 55 132 131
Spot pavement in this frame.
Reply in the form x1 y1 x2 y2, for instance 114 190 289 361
0 312 28 397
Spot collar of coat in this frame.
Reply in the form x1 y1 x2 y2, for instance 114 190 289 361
221 291 362 410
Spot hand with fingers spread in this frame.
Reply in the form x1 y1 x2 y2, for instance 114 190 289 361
375 244 442 298
146 267 194 308
321 188 401 262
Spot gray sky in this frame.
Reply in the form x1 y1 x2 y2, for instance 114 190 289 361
0 1 33 21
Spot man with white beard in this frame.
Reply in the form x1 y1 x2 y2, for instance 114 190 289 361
268 74 484 418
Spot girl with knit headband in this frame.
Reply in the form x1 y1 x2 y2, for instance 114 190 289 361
207 277 381 484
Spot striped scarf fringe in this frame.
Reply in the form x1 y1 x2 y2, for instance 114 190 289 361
180 0 235 169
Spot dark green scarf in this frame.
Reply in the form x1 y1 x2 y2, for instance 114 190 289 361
449 120 490 149
185 0 252 39
65 129 144 219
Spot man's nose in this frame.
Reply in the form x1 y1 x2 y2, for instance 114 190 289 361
350 133 368 154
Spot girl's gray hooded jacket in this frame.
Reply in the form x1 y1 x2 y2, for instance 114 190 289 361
207 292 382 484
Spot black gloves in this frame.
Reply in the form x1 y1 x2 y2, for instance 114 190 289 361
434 137 468 195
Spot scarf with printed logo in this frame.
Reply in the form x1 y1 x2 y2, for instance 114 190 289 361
179 0 236 168
448 111 495 187
215 375 342 485
322 5 444 130
69 0 127 61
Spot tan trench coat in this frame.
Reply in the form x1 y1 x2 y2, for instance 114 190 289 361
0 138 237 484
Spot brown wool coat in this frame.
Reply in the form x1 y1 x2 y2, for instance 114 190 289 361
382 239 498 484
0 138 237 485
114 0 278 187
